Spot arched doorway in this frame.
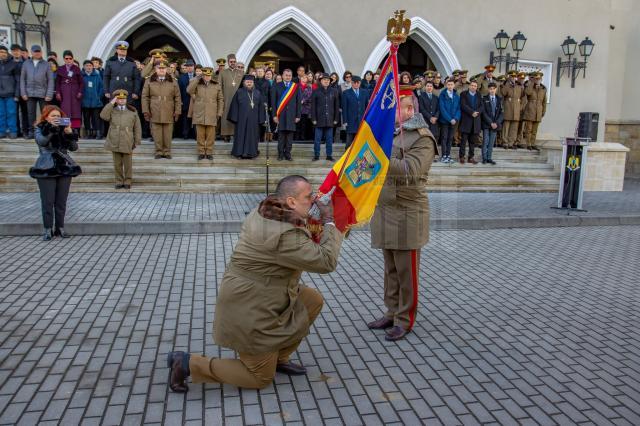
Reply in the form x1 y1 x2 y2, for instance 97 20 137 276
250 28 324 73
375 36 437 76
87 0 211 65
362 16 461 77
126 20 192 61
237 6 345 75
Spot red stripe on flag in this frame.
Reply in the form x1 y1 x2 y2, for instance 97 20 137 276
332 185 356 232
408 250 419 330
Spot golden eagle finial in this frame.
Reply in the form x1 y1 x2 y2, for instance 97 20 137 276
387 10 411 45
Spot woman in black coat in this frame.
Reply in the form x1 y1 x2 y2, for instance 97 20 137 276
362 70 375 91
29 105 82 240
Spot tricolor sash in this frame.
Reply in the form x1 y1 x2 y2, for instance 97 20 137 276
276 82 298 118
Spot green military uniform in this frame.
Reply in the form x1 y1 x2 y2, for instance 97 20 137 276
477 65 497 96
141 49 166 79
141 61 182 157
453 70 469 146
523 72 547 150
500 71 525 149
100 90 142 188
188 207 343 389
187 68 224 158
370 114 437 332
515 72 529 148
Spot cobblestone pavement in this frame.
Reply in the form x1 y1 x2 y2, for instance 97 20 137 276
1 227 639 425
0 183 639 224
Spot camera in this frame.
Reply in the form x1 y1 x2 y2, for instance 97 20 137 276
58 117 71 127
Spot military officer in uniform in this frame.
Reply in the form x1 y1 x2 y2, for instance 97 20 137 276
215 58 226 76
100 89 142 189
515 71 529 148
103 41 140 102
500 70 525 149
187 67 224 160
522 71 547 151
477 65 497 96
166 175 343 391
219 54 244 142
141 49 166 79
367 86 438 341
141 60 182 159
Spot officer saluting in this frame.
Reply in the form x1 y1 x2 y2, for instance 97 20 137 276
103 41 140 102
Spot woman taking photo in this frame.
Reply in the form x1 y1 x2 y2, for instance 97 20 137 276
29 105 82 241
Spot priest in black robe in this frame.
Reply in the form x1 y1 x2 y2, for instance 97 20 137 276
228 75 266 159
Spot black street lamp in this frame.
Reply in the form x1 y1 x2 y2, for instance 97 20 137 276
5 0 51 54
489 29 527 73
510 31 527 69
557 35 594 88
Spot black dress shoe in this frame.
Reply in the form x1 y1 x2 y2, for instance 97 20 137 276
42 228 53 241
54 228 70 238
115 184 125 189
367 317 394 330
489 160 496 165
165 154 172 159
166 351 190 393
276 362 307 376
207 155 213 160
312 156 319 161
277 155 284 161
385 326 409 341
123 184 131 190
326 156 335 161
286 156 293 161
154 154 162 159
198 154 205 160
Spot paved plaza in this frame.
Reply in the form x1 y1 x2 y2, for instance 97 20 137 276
1 225 639 425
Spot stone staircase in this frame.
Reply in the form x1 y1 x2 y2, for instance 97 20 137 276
0 138 560 192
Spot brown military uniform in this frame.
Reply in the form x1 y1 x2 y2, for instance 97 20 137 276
100 101 142 187
189 209 343 389
523 81 547 148
219 68 244 137
187 76 224 156
141 73 181 156
500 78 525 148
370 122 437 330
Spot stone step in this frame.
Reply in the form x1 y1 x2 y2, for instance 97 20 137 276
0 184 558 193
0 164 558 178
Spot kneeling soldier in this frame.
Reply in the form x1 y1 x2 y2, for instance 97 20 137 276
100 90 142 189
167 175 343 391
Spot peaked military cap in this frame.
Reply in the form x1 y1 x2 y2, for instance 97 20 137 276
202 67 214 76
507 70 518 77
423 70 435 78
114 41 129 50
216 58 226 65
113 89 129 99
149 49 165 58
484 64 496 72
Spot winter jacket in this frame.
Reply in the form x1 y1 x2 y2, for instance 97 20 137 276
0 57 21 98
438 90 461 124
20 59 54 99
82 70 104 108
29 122 81 179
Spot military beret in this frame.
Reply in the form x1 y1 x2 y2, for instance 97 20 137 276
484 64 496 72
113 89 128 99
216 58 226 65
114 41 129 50
202 67 214 76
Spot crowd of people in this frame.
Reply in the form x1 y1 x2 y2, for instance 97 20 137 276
1 41 547 189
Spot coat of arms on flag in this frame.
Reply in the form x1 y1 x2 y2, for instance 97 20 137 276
345 144 381 188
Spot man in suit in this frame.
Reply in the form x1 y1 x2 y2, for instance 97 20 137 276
481 82 503 164
459 81 482 164
438 79 460 163
341 75 370 148
271 69 301 161
178 59 196 139
418 81 440 143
